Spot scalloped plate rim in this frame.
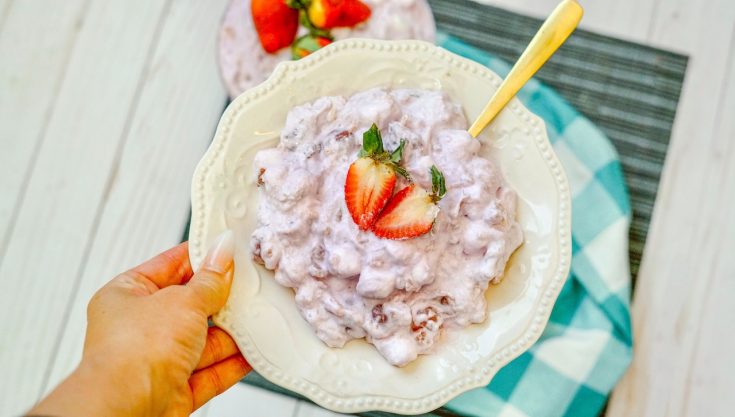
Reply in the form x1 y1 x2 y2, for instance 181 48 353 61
189 38 572 414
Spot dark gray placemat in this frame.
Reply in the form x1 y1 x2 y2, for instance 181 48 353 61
429 0 687 282
191 1 688 415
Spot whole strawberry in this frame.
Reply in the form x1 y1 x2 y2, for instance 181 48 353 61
251 0 299 53
344 124 409 231
372 166 447 240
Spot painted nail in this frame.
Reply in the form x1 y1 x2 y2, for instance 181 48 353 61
202 230 235 273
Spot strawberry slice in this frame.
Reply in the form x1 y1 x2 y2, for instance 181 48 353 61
345 124 409 231
372 166 447 240
252 0 300 53
345 158 396 230
308 0 371 29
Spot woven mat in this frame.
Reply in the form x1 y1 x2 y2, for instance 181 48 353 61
197 0 688 415
428 0 687 282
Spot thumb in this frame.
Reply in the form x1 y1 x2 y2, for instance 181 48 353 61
187 230 235 316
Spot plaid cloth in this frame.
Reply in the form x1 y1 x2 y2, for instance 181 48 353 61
437 33 634 417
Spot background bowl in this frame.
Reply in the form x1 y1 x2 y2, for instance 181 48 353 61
218 0 436 96
189 39 571 415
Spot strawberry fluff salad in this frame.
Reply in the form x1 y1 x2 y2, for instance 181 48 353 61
250 88 523 366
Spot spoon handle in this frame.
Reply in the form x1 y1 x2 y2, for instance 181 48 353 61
468 0 583 138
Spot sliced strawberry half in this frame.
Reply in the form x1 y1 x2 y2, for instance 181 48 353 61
345 124 409 231
345 158 395 230
372 166 447 240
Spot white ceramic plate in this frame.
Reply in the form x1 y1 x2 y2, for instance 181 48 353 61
190 39 571 415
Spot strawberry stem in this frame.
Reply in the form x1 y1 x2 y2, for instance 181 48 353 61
390 139 405 163
430 165 447 201
285 0 311 8
392 164 410 180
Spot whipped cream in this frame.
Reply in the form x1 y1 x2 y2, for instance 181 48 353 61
250 88 523 366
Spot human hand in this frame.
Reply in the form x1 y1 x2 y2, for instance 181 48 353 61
29 231 251 417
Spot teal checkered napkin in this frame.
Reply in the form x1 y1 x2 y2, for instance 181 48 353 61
437 33 633 417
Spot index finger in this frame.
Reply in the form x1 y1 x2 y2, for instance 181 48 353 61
129 242 194 289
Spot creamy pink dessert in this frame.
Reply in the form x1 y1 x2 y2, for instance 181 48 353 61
219 0 435 97
250 88 523 366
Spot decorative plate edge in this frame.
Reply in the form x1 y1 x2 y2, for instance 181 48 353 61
190 38 572 414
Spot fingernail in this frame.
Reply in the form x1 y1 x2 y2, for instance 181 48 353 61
202 230 235 273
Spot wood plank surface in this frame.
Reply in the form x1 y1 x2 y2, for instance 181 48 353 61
297 401 351 417
45 0 228 391
0 0 170 414
206 383 299 417
681 40 735 412
0 0 88 254
678 44 735 414
608 0 735 414
0 0 14 31
192 404 210 417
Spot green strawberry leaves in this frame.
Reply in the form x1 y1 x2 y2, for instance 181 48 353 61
291 34 331 59
430 165 446 201
358 124 411 180
360 123 384 156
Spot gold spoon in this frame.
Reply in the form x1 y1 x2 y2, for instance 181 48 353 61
468 0 584 138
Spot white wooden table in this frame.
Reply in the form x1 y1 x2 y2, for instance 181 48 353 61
1 0 733 416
